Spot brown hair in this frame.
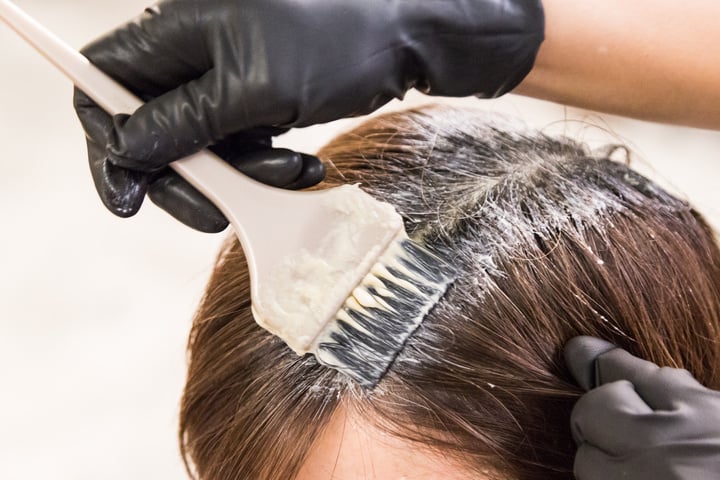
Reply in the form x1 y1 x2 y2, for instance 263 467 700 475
179 105 720 479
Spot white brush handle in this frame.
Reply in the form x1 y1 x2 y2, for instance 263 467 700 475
0 0 271 216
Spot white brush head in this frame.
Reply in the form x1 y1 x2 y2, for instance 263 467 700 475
247 184 405 355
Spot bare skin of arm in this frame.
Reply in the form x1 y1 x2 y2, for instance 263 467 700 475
515 0 720 130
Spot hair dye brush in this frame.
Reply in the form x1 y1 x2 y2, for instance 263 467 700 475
0 0 455 388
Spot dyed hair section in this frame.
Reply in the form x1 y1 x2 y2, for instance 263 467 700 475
179 105 720 479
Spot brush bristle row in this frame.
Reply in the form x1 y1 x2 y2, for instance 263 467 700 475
313 238 456 388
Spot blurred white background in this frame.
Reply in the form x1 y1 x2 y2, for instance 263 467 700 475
0 1 718 479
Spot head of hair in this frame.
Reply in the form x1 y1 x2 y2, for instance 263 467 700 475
179 105 720 480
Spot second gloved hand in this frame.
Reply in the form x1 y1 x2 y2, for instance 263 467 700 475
74 0 544 230
564 336 720 480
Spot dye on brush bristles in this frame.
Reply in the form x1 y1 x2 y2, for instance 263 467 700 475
313 236 457 388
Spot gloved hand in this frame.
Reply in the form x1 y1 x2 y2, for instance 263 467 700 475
75 88 326 232
564 336 720 480
74 0 544 232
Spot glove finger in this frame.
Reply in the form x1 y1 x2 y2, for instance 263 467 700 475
595 348 701 411
563 336 703 410
107 68 234 171
147 170 228 233
88 142 148 217
564 336 618 390
80 5 210 99
228 150 327 189
75 88 148 217
222 149 303 187
282 154 327 190
208 132 324 188
571 380 653 454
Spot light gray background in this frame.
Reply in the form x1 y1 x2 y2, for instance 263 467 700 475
1 1 718 478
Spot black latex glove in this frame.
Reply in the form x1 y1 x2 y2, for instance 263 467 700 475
74 0 544 231
564 336 720 480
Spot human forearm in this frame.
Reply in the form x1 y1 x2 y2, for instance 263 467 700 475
515 0 720 130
